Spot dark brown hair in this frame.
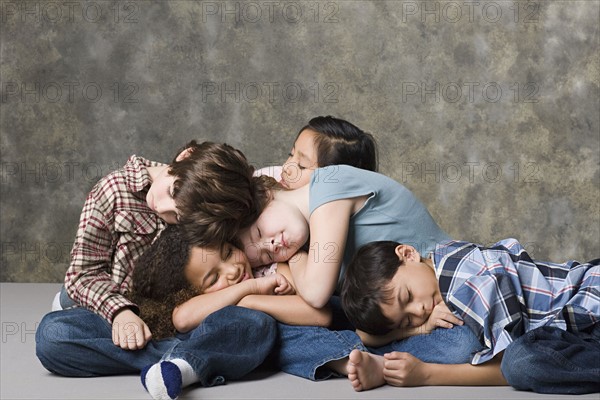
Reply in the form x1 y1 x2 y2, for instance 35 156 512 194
298 116 378 172
167 141 273 246
341 241 404 335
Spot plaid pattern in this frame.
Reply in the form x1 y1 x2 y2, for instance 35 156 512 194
65 156 166 322
434 238 600 364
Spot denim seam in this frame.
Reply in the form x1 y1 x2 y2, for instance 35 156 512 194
310 331 367 381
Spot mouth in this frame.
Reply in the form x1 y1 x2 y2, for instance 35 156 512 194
281 234 288 248
279 176 289 189
236 272 249 284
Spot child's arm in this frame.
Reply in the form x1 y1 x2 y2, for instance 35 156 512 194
289 199 355 308
237 295 332 326
357 302 464 347
172 274 291 333
383 352 507 386
65 183 158 349
356 328 423 347
237 262 331 326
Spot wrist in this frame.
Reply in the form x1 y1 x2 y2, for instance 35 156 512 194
114 306 134 319
244 279 261 295
422 362 436 385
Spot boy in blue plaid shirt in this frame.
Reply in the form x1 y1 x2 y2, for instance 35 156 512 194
341 238 599 394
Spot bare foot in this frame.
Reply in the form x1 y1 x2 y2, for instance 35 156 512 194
347 349 385 391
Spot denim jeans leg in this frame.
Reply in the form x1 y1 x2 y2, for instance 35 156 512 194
501 325 600 394
35 308 178 376
161 306 277 387
369 325 484 364
276 324 367 381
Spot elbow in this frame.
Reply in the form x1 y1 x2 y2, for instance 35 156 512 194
172 307 192 333
301 290 331 309
306 297 329 310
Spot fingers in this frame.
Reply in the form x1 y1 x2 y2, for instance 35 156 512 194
113 322 148 350
382 352 419 387
429 304 464 330
383 351 409 361
144 324 153 343
436 312 464 328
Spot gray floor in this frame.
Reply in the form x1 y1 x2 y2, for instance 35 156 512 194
1 283 596 400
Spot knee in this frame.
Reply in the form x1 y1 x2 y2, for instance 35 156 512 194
501 338 532 389
206 306 277 341
434 325 483 364
35 312 72 373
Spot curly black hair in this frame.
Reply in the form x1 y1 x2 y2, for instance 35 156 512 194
129 225 201 339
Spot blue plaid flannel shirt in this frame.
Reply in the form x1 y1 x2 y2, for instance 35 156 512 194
433 238 599 364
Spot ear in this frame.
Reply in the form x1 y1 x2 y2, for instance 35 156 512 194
394 244 420 262
175 147 194 162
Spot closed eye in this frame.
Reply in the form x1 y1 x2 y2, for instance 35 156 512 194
208 274 219 288
221 245 233 260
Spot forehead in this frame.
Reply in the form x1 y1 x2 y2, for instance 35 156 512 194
186 246 221 275
295 130 318 153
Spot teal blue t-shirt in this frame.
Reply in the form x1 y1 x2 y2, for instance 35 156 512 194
309 165 450 288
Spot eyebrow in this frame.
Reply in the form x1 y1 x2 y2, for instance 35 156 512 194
297 150 311 163
292 145 312 163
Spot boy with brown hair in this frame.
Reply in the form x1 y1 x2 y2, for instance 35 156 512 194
341 239 599 394
36 141 277 387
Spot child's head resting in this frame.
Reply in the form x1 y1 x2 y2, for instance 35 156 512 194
281 115 378 189
341 241 442 335
239 191 310 267
164 140 272 246
130 225 253 339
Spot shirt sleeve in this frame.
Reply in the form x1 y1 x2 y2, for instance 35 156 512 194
64 183 137 323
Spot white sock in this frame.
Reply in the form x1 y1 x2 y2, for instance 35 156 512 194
169 359 197 387
51 292 62 311
141 359 197 400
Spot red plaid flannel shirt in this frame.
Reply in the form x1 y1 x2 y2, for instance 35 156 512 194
65 156 166 322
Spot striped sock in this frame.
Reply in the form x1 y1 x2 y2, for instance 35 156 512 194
141 359 196 400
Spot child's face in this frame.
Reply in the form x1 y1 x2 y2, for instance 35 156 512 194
147 166 180 225
281 129 319 189
239 198 309 267
185 244 253 294
380 245 443 329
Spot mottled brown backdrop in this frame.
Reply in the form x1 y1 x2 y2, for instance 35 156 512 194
1 0 599 281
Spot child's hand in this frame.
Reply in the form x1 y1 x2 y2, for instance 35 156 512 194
417 302 463 334
273 273 295 295
383 352 430 386
253 274 295 296
112 308 152 350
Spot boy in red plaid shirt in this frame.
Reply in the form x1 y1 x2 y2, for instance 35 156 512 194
37 141 277 385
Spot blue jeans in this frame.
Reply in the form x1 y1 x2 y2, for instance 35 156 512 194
276 297 483 380
36 306 276 386
501 325 600 394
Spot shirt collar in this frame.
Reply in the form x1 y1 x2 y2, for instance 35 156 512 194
123 155 165 193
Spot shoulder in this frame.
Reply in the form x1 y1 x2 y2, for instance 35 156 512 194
311 165 373 183
87 156 151 210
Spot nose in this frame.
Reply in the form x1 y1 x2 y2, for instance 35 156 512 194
268 238 282 254
282 161 299 181
411 302 427 320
